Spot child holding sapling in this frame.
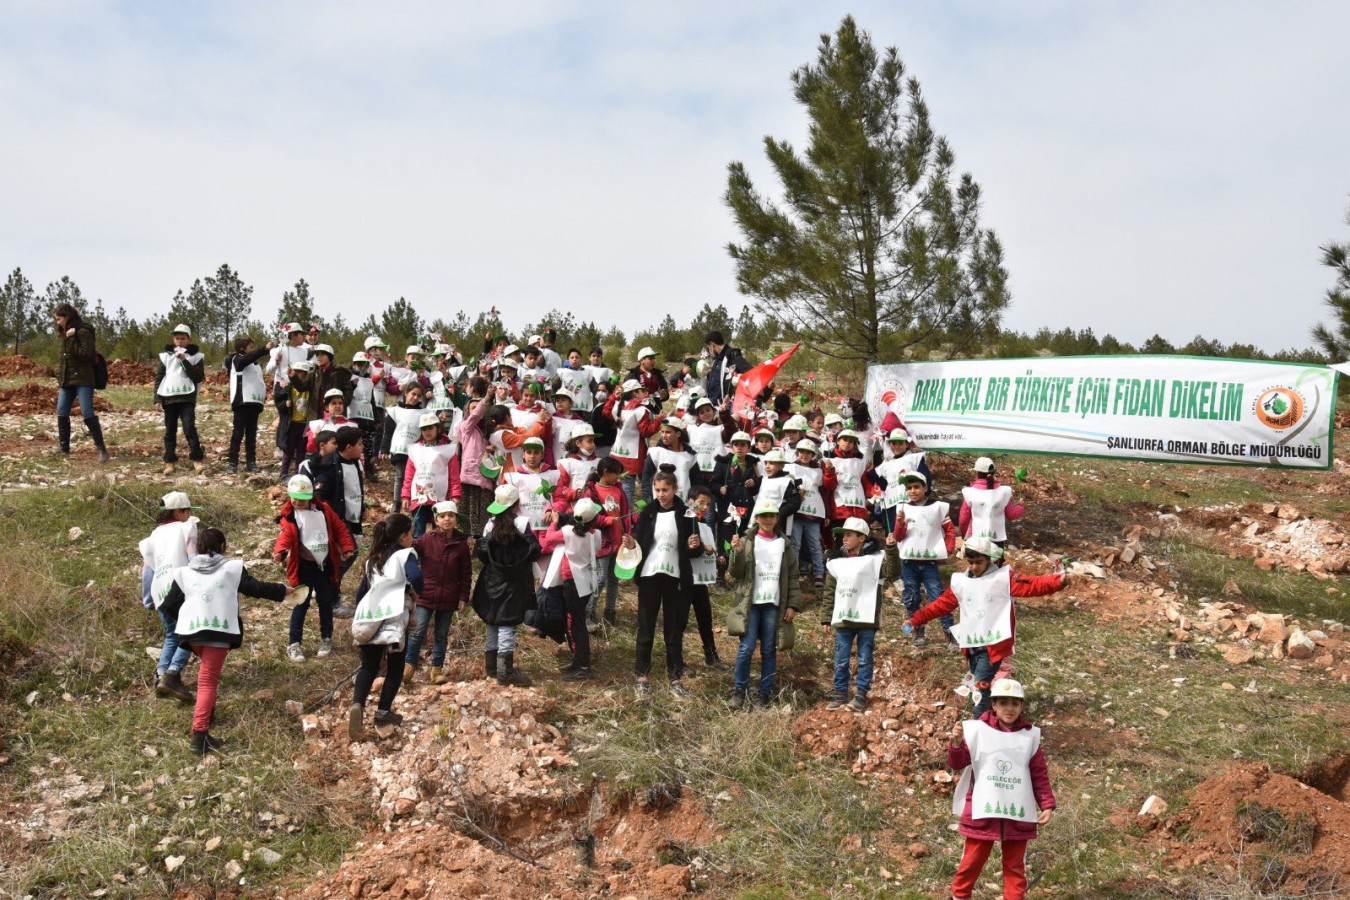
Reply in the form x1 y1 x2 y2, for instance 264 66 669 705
946 677 1056 900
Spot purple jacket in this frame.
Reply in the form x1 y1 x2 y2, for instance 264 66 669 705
947 710 1056 842
456 397 492 491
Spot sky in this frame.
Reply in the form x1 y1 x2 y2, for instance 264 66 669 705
3 1 1347 352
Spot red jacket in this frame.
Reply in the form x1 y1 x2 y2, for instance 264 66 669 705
412 528 471 611
820 451 875 522
957 477 1025 539
910 568 1066 664
947 709 1056 842
602 393 662 475
891 499 958 554
273 499 355 587
585 481 630 557
400 437 463 508
305 415 355 454
878 409 905 437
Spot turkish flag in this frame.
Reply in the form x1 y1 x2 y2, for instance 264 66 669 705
732 342 802 423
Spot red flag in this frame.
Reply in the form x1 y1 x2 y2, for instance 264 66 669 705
732 342 802 423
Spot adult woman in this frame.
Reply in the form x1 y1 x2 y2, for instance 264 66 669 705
53 302 109 461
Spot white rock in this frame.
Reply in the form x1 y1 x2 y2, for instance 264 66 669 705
1286 629 1316 660
68 526 84 541
224 859 244 880
163 855 185 873
256 847 282 866
1138 795 1168 818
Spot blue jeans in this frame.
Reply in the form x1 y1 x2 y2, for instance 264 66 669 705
156 608 192 675
733 603 779 698
288 560 336 644
56 385 95 418
791 518 825 579
901 560 953 629
411 506 434 538
406 606 454 666
832 627 876 696
967 646 1000 716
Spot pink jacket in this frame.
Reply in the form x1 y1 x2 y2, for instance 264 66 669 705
456 398 492 491
947 709 1055 842
957 477 1025 538
400 437 462 509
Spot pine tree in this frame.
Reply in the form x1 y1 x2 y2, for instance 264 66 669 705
203 264 254 351
1313 204 1350 359
0 267 39 354
985 801 993 814
278 278 321 332
380 298 423 352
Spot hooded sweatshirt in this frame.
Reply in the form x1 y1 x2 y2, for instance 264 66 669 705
158 554 287 650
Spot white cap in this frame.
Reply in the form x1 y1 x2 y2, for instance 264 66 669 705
160 491 192 510
888 428 910 442
487 483 520 514
433 500 459 516
501 344 521 358
286 474 314 499
730 431 752 444
662 416 687 431
794 439 818 454
313 343 335 357
573 497 600 523
553 386 575 400
989 678 1025 700
434 343 454 356
172 324 191 336
621 378 643 393
418 412 441 429
753 427 775 440
902 470 929 486
837 429 862 442
824 413 844 427
285 322 304 334
363 335 387 350
974 456 995 473
693 396 714 410
405 344 425 356
762 448 787 464
289 359 313 372
498 358 518 370
522 436 545 450
963 536 1004 559
351 351 370 364
752 498 780 518
568 423 596 440
841 516 870 536
783 415 809 431
528 334 542 345
637 346 657 360
321 389 344 403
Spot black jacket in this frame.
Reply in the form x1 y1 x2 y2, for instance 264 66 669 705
226 347 271 409
314 451 364 533
706 345 751 405
57 321 97 388
154 344 206 405
632 496 702 589
471 526 541 626
160 558 287 650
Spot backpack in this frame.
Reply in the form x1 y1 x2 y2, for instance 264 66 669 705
93 351 109 390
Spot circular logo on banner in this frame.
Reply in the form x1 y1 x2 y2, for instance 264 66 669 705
1254 387 1304 431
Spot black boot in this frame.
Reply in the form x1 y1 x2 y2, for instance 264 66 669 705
84 416 109 462
155 670 195 703
57 416 71 455
189 730 223 753
484 650 498 680
497 652 532 687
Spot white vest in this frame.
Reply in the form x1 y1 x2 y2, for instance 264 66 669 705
583 365 613 391
140 519 198 610
691 522 717 585
174 558 245 638
269 343 311 386
611 404 649 462
352 547 416 646
687 421 724 473
542 524 601 595
641 510 681 578
830 456 868 508
349 374 376 421
386 406 424 456
789 464 825 519
757 475 795 533
953 720 1042 824
826 553 884 625
647 446 698 500
962 485 1013 542
488 429 523 471
407 442 459 506
900 501 950 560
951 566 1013 649
158 350 202 399
751 534 784 604
557 367 594 412
876 456 922 509
369 360 388 406
229 357 267 406
504 468 559 532
294 508 330 568
558 454 600 493
552 415 586 466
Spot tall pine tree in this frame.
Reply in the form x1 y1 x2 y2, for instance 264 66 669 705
1312 204 1350 360
0 267 39 354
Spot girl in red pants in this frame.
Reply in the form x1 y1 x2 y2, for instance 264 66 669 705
947 677 1056 900
160 527 306 752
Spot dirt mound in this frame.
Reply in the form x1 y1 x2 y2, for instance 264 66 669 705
1166 761 1350 891
0 382 111 415
105 358 157 385
0 355 53 378
1177 503 1350 578
792 651 962 781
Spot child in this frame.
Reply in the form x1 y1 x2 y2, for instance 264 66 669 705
686 396 732 477
779 414 808 452
582 456 629 628
274 474 356 662
755 449 801 537
456 393 494 541
711 431 759 548
472 485 542 686
905 538 1068 716
893 472 957 646
310 344 351 408
872 428 931 533
604 378 661 510
626 346 669 406
822 429 872 527
555 423 601 503
627 471 701 699
315 427 367 550
820 516 899 712
583 347 614 396
787 439 827 591
487 402 551 472
265 322 310 391
406 501 471 684
154 323 207 475
643 417 700 501
226 335 273 473
556 348 596 413
275 358 314 478
348 513 422 740
751 428 777 476
502 436 559 539
380 380 426 514
947 678 1056 900
139 491 199 703
347 350 380 477
548 387 589 465
402 412 462 538
726 499 802 709
685 485 725 671
541 497 604 681
159 527 299 752
959 457 1024 547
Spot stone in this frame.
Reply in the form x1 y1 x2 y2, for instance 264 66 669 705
225 860 243 880
68 526 84 541
1287 629 1315 660
301 715 320 737
284 700 303 717
164 855 185 873
1138 795 1168 819
1254 557 1276 572
907 842 930 858
204 836 222 852
257 847 283 866
1276 504 1302 520
1256 615 1288 645
1119 546 1137 564
1222 579 1242 597
1221 645 1255 666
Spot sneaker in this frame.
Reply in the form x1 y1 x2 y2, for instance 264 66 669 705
826 692 848 711
813 578 825 593
912 627 928 648
669 682 691 701
317 638 332 658
373 709 404 727
286 642 305 662
562 666 593 682
227 462 238 474
331 605 355 620
728 689 747 710
847 694 867 713
944 628 959 647
635 680 651 700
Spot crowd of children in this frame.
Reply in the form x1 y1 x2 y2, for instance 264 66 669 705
143 324 1068 898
